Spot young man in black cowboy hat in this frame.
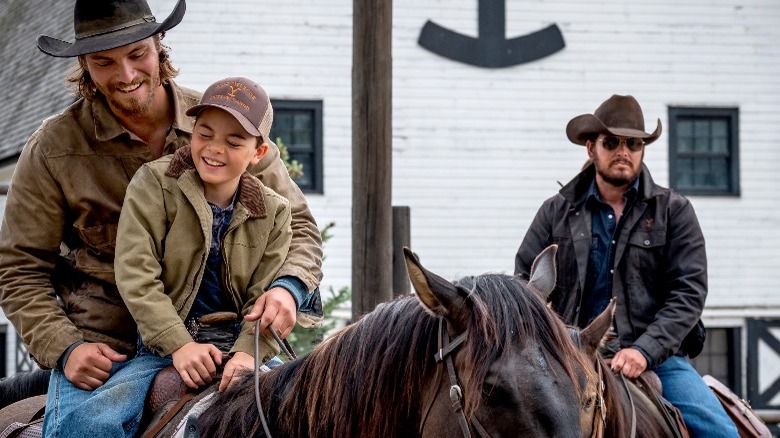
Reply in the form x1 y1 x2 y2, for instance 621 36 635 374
0 0 323 433
514 95 738 437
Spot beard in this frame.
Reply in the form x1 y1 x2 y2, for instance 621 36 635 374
97 72 160 118
593 154 642 188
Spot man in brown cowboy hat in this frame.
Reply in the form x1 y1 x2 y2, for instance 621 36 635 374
0 0 323 434
514 95 738 437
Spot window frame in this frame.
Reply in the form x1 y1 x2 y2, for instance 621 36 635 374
270 99 324 194
668 107 740 196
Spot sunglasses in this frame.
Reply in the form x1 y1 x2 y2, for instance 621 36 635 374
600 135 645 152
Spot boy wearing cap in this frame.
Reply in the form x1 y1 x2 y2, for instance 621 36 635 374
514 95 738 437
0 0 323 410
42 77 291 437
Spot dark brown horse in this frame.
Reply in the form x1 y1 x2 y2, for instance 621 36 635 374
197 246 592 437
574 300 682 438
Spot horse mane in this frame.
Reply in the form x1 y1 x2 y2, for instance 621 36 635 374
200 273 586 437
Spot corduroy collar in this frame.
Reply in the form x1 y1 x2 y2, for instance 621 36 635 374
165 146 267 218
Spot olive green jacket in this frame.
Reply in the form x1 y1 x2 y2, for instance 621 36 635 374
0 81 322 368
116 147 290 360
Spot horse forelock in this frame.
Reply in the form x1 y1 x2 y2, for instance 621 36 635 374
455 274 590 416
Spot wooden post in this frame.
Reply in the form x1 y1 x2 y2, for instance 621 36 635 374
352 0 393 321
392 206 411 297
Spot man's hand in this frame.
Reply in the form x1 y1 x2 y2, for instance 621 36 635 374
610 348 648 379
219 352 254 392
172 342 222 389
64 342 127 390
245 287 297 339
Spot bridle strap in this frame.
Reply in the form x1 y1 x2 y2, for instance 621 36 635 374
590 359 607 438
435 318 491 438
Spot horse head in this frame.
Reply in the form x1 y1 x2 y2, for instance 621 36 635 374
405 245 588 437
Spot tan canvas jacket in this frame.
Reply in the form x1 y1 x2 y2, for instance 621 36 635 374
0 81 322 368
116 147 290 360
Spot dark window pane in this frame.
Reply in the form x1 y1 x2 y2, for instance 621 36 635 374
276 113 293 132
677 158 694 189
694 120 710 137
293 113 312 131
678 120 693 137
293 129 312 146
694 136 711 153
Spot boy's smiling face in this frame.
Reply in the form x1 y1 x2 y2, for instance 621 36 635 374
191 107 267 205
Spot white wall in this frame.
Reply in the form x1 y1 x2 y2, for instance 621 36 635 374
154 0 780 318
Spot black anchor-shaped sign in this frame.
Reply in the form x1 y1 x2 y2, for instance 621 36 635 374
418 0 565 68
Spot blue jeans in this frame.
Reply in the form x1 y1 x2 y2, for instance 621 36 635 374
655 355 739 438
42 354 172 438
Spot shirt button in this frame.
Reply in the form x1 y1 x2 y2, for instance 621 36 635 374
612 240 616 244
608 214 613 219
644 240 651 245
575 212 580 216
610 269 614 274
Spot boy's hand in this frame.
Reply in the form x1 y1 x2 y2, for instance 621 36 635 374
219 352 254 392
64 342 127 390
172 342 222 389
245 287 297 338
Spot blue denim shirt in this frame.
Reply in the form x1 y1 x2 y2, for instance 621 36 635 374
580 177 639 327
187 200 236 320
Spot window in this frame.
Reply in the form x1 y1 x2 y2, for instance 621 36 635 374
690 327 741 395
668 107 739 196
270 100 323 194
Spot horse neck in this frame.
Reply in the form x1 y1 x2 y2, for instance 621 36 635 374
599 359 672 438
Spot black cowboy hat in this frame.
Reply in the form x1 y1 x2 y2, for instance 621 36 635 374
37 0 186 58
566 94 662 146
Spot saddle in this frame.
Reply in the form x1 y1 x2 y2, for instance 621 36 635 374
140 366 216 438
0 395 46 438
703 375 771 438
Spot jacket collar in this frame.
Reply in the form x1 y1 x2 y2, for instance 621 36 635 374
165 146 268 218
92 80 194 142
560 162 661 207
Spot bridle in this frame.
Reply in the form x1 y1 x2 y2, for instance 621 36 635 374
419 317 491 438
590 358 608 438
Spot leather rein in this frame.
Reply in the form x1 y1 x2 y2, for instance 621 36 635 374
253 321 297 438
419 317 491 438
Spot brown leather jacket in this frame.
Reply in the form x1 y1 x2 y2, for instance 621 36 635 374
515 164 707 366
0 81 322 368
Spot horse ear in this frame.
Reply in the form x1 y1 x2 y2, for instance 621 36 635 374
579 299 616 357
403 247 460 316
528 244 558 300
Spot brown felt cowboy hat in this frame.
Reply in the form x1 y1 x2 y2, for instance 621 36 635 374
37 0 186 58
566 94 662 146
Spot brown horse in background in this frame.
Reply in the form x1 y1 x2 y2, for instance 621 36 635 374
573 300 683 438
197 246 593 437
